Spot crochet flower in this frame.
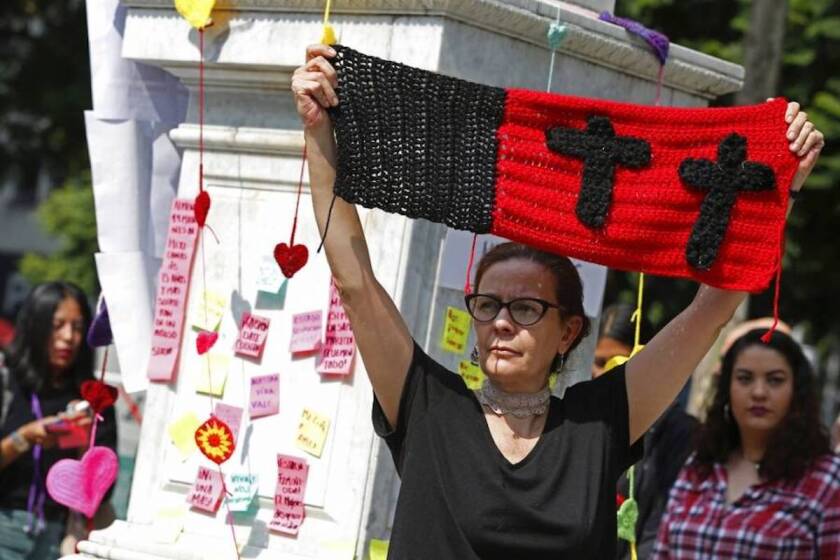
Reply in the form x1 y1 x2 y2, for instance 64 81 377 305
194 418 235 464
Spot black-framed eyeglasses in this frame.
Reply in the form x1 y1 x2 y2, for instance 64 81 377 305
464 294 564 327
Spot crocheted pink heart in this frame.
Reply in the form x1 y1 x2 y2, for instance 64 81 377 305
195 190 211 227
46 446 118 518
196 330 218 355
274 243 308 278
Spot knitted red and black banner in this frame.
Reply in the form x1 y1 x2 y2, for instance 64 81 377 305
328 46 799 292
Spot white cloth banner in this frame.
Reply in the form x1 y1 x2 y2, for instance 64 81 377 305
85 0 188 392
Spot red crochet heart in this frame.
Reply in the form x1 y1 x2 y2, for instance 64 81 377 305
80 380 118 414
195 190 211 227
196 330 219 355
273 243 308 278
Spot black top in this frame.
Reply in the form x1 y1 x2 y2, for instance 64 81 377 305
0 373 117 521
373 343 641 559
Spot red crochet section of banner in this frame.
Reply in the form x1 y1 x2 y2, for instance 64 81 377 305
490 93 798 292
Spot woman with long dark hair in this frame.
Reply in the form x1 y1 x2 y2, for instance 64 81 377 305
654 329 840 558
0 282 117 559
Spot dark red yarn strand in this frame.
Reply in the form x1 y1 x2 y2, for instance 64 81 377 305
199 29 205 194
290 145 308 247
464 233 478 295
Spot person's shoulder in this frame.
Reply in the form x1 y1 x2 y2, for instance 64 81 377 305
671 454 716 490
802 453 840 493
408 341 471 394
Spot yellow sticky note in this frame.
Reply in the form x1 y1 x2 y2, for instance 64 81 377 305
195 353 230 397
174 0 215 29
369 539 389 560
440 306 471 354
151 505 187 543
458 361 485 390
320 539 356 560
168 412 201 461
295 408 330 458
192 290 227 332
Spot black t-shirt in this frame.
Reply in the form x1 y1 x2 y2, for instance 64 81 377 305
0 374 118 521
373 342 641 559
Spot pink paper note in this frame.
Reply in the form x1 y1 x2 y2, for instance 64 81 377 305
317 280 355 375
269 454 308 536
249 373 279 419
148 199 199 381
289 311 322 355
213 403 243 442
186 466 224 513
234 312 270 359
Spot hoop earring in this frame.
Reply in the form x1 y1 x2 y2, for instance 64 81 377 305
470 345 480 365
553 352 566 375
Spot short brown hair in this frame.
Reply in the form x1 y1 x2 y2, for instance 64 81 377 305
473 242 591 355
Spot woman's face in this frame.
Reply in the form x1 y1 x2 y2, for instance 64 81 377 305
48 297 85 374
591 336 632 378
474 259 582 392
729 344 794 436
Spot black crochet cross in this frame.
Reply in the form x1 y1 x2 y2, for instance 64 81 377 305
680 133 776 270
546 115 651 229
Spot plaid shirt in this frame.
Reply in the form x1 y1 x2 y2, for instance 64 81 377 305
653 453 840 559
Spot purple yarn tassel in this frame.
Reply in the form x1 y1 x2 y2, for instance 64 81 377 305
599 11 670 66
87 299 113 348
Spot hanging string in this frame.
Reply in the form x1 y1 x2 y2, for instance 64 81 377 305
316 193 338 254
761 221 786 343
463 234 478 295
199 28 205 194
632 273 645 351
291 146 307 247
545 7 567 92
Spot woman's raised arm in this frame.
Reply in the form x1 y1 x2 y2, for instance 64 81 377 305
625 101 825 444
291 45 413 429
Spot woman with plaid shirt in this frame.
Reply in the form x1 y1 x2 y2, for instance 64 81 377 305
654 329 840 559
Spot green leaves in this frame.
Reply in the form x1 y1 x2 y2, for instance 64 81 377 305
18 172 99 295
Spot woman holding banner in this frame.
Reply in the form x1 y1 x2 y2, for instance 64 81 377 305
291 44 824 558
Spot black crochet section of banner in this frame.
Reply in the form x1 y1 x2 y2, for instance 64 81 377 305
328 45 506 233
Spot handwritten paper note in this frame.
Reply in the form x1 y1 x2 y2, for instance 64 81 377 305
148 199 198 381
256 278 287 310
213 402 243 442
317 280 355 375
191 290 228 332
234 312 270 359
168 412 202 460
440 306 471 354
186 466 224 513
269 454 308 536
295 408 330 458
226 472 258 512
249 373 279 419
458 360 486 390
195 353 230 397
256 255 284 293
290 311 322 355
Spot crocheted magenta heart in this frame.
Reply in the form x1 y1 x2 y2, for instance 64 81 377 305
196 330 219 355
274 243 308 278
195 191 211 227
80 380 118 414
46 446 118 518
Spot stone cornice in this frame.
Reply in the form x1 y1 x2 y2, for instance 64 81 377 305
122 0 743 98
170 125 303 155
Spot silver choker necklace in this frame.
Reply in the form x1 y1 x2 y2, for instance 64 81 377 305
475 380 550 418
